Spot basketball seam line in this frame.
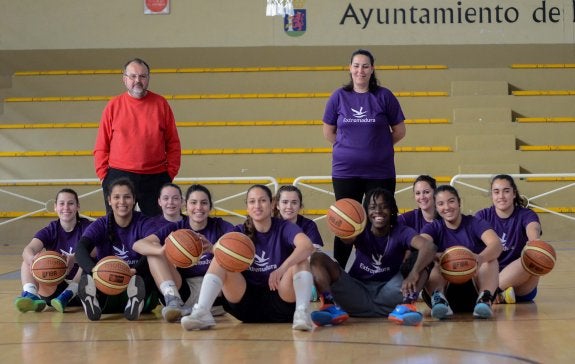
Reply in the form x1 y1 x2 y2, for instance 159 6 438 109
168 234 200 264
214 243 253 265
329 205 365 230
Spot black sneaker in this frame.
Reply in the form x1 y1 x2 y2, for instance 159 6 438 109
78 275 101 321
431 290 453 319
473 290 493 319
124 275 146 321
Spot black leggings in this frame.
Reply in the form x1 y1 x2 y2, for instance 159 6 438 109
331 177 396 269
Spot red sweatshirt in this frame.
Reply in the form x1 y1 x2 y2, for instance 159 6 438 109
94 91 181 180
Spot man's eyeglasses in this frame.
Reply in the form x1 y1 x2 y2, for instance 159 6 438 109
124 74 149 81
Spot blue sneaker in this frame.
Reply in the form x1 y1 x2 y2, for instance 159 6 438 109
311 304 349 326
15 291 46 313
51 290 74 313
388 304 423 326
311 285 319 302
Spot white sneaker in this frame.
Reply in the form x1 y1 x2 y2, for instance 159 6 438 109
181 304 216 331
292 306 313 331
162 294 186 322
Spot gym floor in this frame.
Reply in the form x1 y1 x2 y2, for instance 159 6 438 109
1 242 574 363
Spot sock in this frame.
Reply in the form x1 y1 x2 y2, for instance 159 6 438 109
197 273 223 310
23 283 39 296
66 282 79 296
160 280 180 298
293 271 313 309
321 291 336 306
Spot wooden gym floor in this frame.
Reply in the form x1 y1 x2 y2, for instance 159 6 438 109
1 242 574 364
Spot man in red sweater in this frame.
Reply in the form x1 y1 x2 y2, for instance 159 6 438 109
94 58 181 216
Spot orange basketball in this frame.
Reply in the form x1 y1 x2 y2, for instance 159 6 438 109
164 229 203 268
439 246 478 284
213 232 255 272
92 256 133 296
31 251 68 286
326 198 367 238
521 240 556 276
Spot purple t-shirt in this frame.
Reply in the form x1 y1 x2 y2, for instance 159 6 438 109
234 217 302 287
82 211 157 268
475 206 540 269
322 87 405 179
348 224 417 282
154 217 234 278
296 215 324 248
398 209 434 233
421 215 492 254
34 218 92 279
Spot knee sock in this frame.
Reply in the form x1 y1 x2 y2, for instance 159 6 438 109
197 273 223 310
293 271 313 309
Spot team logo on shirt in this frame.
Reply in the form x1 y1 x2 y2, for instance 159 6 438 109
499 233 510 251
359 253 390 274
60 247 74 257
343 107 376 123
249 250 277 273
114 245 130 260
351 107 367 118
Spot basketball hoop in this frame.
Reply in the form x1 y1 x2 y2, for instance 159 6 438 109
266 0 294 17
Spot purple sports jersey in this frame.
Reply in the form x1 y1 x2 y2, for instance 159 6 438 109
34 218 92 279
322 87 405 179
154 217 234 278
348 224 416 282
82 211 157 268
398 209 433 233
296 214 324 248
234 217 302 287
475 206 540 270
421 215 492 254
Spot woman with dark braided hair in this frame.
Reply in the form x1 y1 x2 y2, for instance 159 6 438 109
75 178 160 321
475 174 542 304
322 49 407 270
181 184 315 331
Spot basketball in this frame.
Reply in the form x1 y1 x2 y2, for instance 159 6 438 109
31 251 68 286
326 198 367 239
439 246 478 284
521 240 556 276
92 256 133 296
164 229 203 268
213 232 255 272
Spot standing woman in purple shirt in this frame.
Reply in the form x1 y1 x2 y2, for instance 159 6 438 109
398 175 439 232
181 184 315 331
75 178 160 321
15 188 92 313
322 49 406 269
421 185 502 320
475 174 542 303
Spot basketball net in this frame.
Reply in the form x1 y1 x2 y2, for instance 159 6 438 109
266 0 294 17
